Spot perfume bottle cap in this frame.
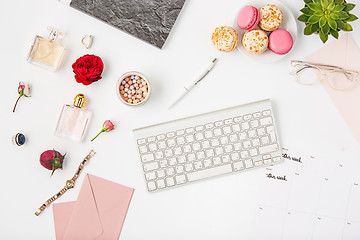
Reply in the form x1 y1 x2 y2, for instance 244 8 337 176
47 26 63 41
74 94 86 108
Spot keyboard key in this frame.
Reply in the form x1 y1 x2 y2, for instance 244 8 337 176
244 159 254 168
205 149 215 158
148 143 157 152
214 121 223 127
137 138 146 145
141 153 154 163
187 153 196 162
254 161 263 167
169 158 177 166
166 167 175 176
253 112 261 118
159 160 168 168
234 143 242 151
176 137 185 145
202 140 210 148
156 179 166 189
261 136 270 145
143 162 159 172
259 144 279 154
187 164 233 182
154 151 164 159
243 114 252 121
249 148 258 157
260 117 273 126
252 138 260 147
158 141 166 149
164 149 173 157
248 130 256 138
196 151 205 160
262 110 271 116
185 135 195 143
177 156 186 164
203 159 212 167
222 155 230 163
250 120 259 128
223 126 231 134
156 169 166 178
145 172 156 181
243 140 251 149
166 132 175 138
156 134 166 140
195 125 204 131
224 118 233 125
257 128 266 136
229 134 238 142
213 157 221 165
147 136 156 142
183 145 192 153
185 163 194 171
233 161 244 171
220 136 229 144
147 182 156 191
192 142 201 151
231 153 240 161
224 145 233 153
211 138 220 147
215 147 224 155
176 165 184 174
175 175 187 184
266 126 277 142
167 139 176 147
240 151 249 159
195 133 204 141
214 128 222 136
174 147 182 155
233 116 242 122
194 161 203 169
205 123 214 129
176 130 185 136
264 159 272 164
232 124 241 132
204 131 213 139
273 156 282 162
241 122 250 130
166 177 175 187
139 145 148 154
239 132 247 140
186 127 195 134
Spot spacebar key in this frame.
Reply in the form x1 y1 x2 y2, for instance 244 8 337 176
187 165 233 182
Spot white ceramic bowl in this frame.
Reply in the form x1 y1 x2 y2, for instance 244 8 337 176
116 71 151 106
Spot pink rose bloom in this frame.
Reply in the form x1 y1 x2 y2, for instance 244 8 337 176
91 120 115 141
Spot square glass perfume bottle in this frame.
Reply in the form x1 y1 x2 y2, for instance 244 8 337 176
55 94 91 142
27 27 65 71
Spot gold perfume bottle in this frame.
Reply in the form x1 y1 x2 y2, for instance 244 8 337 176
27 27 65 72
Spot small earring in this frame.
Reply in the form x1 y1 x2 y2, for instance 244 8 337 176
81 35 93 49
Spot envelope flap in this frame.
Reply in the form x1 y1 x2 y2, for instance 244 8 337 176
63 174 103 240
53 201 76 240
88 174 134 240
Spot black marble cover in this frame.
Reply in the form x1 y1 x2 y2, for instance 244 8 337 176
70 0 186 49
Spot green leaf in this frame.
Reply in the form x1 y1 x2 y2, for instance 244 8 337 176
314 10 325 17
327 2 335 11
330 29 339 39
343 3 356 12
298 14 310 22
346 13 358 22
338 11 349 19
313 0 321 4
336 20 346 30
308 15 321 23
319 16 327 27
321 23 330 34
328 18 338 29
333 5 345 12
334 0 344 4
304 24 314 35
301 7 315 15
320 0 328 8
319 30 329 43
311 22 320 32
308 2 323 11
304 0 312 3
344 22 353 31
330 12 340 19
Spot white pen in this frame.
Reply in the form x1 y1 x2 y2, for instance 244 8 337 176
168 58 218 108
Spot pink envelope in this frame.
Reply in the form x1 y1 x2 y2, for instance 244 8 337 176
53 174 134 240
307 34 360 143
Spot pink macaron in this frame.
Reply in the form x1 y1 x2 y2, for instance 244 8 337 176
237 5 260 31
269 29 293 55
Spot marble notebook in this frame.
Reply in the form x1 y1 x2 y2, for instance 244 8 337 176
66 0 186 49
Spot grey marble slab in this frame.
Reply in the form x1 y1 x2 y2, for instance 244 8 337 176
70 0 186 49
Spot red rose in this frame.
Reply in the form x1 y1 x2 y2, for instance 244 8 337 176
72 54 104 85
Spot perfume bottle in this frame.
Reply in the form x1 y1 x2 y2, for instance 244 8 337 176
55 94 91 142
27 27 65 71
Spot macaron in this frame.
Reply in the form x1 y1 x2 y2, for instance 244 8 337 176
237 5 260 31
211 26 238 52
259 4 283 31
269 29 293 55
242 29 268 54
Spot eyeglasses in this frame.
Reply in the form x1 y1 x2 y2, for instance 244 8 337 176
290 60 359 91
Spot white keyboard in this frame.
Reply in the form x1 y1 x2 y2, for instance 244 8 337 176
133 99 283 192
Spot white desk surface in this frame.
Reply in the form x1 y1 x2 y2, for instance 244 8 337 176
1 0 360 239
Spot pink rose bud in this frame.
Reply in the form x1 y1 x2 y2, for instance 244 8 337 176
91 120 115 141
13 81 31 113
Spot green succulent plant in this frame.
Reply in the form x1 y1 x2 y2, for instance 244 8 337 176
298 0 358 43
